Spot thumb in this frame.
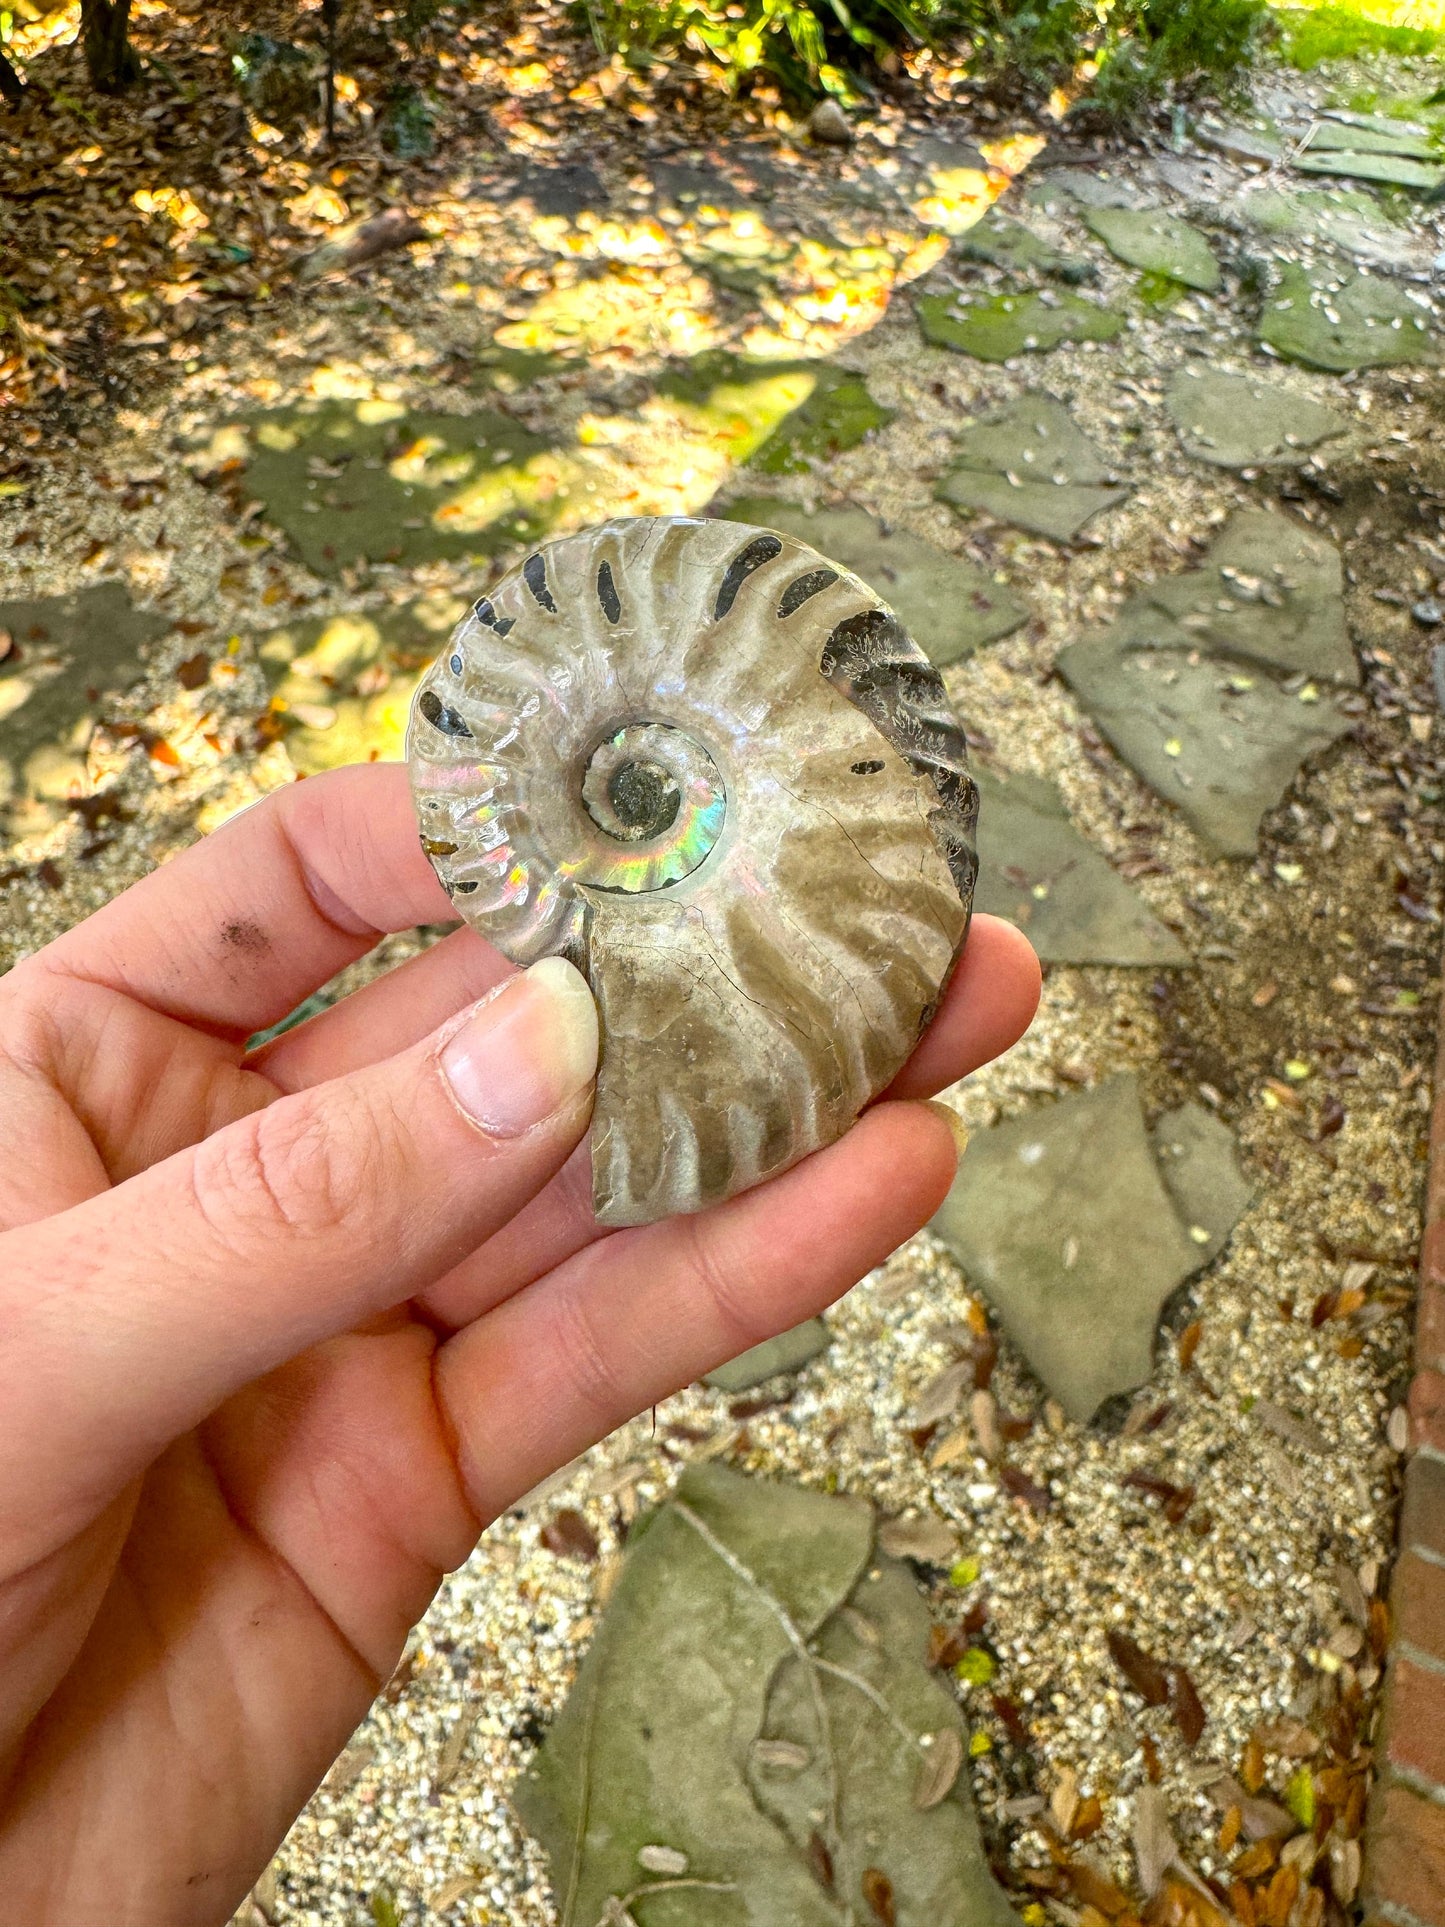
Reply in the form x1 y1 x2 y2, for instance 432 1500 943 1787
0 958 598 1544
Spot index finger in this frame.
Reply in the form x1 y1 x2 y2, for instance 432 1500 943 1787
32 763 454 1040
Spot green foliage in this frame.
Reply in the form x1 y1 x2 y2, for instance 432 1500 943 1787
1274 3 1444 67
973 0 1269 117
382 83 437 157
580 0 949 96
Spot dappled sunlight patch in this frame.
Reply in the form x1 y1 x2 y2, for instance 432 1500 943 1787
493 266 724 359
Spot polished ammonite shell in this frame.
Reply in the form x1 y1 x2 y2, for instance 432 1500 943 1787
407 515 977 1228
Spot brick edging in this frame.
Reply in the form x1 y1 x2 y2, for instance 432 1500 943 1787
1362 1007 1445 1925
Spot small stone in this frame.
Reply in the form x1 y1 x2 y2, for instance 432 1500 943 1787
1412 597 1444 628
637 1844 689 1876
809 97 852 145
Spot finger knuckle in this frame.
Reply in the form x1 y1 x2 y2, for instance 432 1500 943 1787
682 1217 769 1358
195 1088 392 1246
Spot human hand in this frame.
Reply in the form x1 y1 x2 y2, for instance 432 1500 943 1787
0 761 1039 1924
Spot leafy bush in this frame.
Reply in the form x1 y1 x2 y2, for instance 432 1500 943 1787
579 0 948 96
583 0 1268 113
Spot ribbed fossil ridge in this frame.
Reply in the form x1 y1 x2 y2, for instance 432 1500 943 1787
408 515 976 1227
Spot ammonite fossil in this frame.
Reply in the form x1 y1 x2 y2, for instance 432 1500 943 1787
408 515 978 1228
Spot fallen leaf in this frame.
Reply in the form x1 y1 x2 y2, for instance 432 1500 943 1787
999 1465 1052 1513
914 1728 964 1810
1168 1665 1207 1746
1107 1630 1170 1706
1068 1859 1130 1916
862 1867 897 1926
1177 1320 1203 1371
541 1508 600 1562
1132 1782 1177 1897
908 1360 972 1428
878 1513 957 1565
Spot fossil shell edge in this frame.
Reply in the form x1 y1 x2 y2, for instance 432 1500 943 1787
407 515 976 1228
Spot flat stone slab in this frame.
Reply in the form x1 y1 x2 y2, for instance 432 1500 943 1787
932 1076 1218 1421
917 288 1123 363
222 398 583 576
1165 365 1349 469
1149 509 1356 685
1057 617 1352 857
722 497 1028 666
703 1318 832 1392
1260 265 1438 372
1151 1101 1254 1263
1303 119 1442 160
515 1464 1021 1927
0 582 171 831
957 210 1095 283
937 393 1129 542
972 766 1188 965
1080 206 1221 292
1294 149 1445 192
1193 116 1284 165
1026 168 1144 210
1228 186 1428 274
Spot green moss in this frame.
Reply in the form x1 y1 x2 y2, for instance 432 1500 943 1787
1275 4 1445 68
748 369 892 474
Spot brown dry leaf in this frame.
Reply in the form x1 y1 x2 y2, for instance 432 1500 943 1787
1177 1321 1203 1371
862 1867 897 1926
323 1742 376 1794
999 1464 1052 1513
1132 1782 1177 1897
430 1873 483 1912
913 1728 964 1810
1256 1719 1318 1757
1107 1630 1170 1707
542 1508 600 1562
970 1388 1001 1458
1069 1858 1131 1916
806 1829 835 1893
877 1512 957 1565
1141 1735 1163 1784
1252 1400 1328 1455
435 1708 478 1791
1241 1734 1266 1794
1262 1862 1299 1927
1123 1471 1196 1526
908 1360 971 1429
930 1425 973 1471
1050 1765 1081 1838
1232 1841 1277 1879
1074 1794 1105 1840
1219 1806 1241 1853
1167 1665 1207 1747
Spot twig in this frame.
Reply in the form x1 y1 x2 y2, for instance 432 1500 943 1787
322 0 339 143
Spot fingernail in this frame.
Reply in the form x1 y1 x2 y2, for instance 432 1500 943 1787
440 957 599 1138
926 1099 970 1168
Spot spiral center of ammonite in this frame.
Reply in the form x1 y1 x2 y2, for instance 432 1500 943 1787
606 759 682 841
581 721 725 892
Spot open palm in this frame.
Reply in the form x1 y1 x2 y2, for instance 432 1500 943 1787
0 762 1039 1925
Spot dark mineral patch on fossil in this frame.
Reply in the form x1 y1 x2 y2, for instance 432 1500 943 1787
713 533 783 621
418 688 473 737
821 609 979 905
